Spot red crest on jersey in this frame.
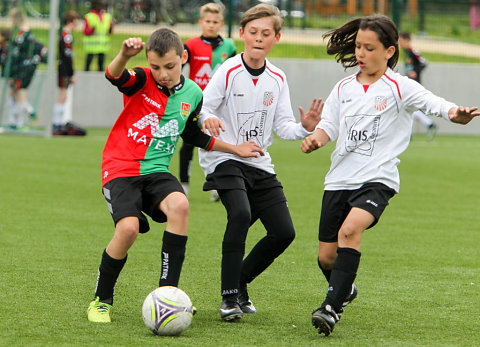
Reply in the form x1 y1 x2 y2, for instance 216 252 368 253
263 92 274 106
222 52 228 61
181 102 191 118
374 96 387 111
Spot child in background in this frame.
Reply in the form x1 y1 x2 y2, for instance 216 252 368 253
5 8 47 129
87 28 263 323
199 4 323 322
180 2 236 201
398 31 436 139
53 10 86 136
301 14 479 336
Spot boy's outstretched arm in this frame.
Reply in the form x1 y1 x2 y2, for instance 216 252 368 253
301 128 330 154
299 98 324 132
107 37 144 78
448 106 480 124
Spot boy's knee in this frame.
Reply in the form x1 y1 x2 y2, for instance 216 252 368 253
318 251 336 267
228 206 251 226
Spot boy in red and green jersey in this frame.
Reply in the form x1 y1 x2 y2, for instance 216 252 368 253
180 2 236 198
87 28 262 324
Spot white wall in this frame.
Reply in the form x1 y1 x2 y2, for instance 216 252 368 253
26 59 480 135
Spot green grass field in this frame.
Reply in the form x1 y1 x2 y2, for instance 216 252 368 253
1 130 480 346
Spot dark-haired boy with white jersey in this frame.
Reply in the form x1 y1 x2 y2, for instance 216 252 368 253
198 3 323 321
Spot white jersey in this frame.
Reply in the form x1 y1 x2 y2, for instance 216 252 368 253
198 54 311 175
318 68 456 193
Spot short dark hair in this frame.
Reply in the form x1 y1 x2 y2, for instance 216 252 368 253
63 10 78 25
323 14 399 70
146 28 184 57
399 31 411 40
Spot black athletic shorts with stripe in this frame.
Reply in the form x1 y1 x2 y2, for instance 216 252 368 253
102 172 185 234
318 182 396 242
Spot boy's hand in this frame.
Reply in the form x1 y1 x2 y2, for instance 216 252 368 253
300 98 324 132
301 129 329 153
202 117 225 137
235 140 265 158
449 106 480 125
301 135 322 153
121 37 144 58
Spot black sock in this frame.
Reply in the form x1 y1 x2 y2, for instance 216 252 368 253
94 249 127 305
318 258 332 282
221 241 245 300
323 247 361 312
159 231 187 287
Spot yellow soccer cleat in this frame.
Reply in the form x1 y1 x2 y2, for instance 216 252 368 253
87 297 112 323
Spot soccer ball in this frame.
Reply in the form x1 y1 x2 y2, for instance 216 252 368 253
142 286 194 336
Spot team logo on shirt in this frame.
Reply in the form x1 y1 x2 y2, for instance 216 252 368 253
180 102 191 119
222 52 228 61
344 114 380 157
263 92 274 106
374 96 387 111
129 113 180 153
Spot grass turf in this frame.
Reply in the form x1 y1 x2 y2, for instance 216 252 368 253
1 129 479 346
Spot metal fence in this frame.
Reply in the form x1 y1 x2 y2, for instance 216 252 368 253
0 0 477 34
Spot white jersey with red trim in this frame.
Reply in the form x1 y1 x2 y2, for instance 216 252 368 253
198 54 310 175
318 67 457 193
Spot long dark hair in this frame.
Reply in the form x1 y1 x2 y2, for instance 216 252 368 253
323 14 399 70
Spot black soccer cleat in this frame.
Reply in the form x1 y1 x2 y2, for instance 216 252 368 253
312 305 339 336
219 299 243 322
238 285 256 314
337 283 358 318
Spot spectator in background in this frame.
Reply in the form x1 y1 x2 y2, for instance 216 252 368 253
83 0 113 71
470 0 480 29
398 31 436 139
53 10 86 136
3 8 47 130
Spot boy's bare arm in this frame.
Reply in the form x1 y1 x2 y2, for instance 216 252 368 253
107 37 144 78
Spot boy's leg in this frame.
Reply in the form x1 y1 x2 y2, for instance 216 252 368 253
239 198 295 287
158 192 189 287
217 188 251 321
317 241 338 282
89 216 138 323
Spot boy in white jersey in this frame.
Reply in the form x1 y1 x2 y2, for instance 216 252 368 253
301 15 479 336
198 4 323 321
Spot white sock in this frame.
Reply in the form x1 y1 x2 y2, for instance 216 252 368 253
53 103 65 127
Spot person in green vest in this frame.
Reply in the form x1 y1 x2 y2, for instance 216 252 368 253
83 0 113 71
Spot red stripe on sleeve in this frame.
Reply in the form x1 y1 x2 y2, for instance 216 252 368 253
266 66 284 82
206 137 215 151
383 73 402 99
226 64 242 90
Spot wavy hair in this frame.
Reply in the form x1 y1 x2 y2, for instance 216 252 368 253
323 14 399 70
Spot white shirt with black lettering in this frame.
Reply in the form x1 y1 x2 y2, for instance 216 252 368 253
199 54 310 175
318 67 456 193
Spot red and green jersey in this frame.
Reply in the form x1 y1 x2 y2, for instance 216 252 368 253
185 35 236 90
102 67 215 186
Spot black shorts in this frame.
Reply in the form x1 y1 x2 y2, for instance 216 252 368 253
58 75 72 88
204 160 286 212
318 182 396 242
102 172 184 234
